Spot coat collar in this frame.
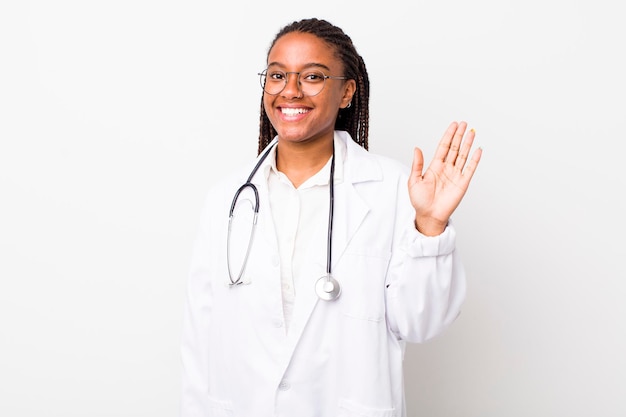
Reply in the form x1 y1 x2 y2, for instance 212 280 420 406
237 130 382 187
236 131 382 276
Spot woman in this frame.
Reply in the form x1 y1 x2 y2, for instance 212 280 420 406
181 17 482 417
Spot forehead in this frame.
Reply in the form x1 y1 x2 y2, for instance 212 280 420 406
267 32 340 69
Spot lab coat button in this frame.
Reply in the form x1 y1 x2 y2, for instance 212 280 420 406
273 319 283 328
278 381 290 391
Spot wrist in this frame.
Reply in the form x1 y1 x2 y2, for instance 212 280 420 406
414 217 447 236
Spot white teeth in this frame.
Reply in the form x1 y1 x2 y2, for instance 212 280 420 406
281 108 308 116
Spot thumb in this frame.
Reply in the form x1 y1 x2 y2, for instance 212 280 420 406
409 147 424 185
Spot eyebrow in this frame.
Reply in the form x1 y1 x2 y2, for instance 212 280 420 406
266 62 332 72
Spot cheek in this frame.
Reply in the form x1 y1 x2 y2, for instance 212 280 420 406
262 95 270 114
263 95 274 125
328 88 348 108
262 96 275 121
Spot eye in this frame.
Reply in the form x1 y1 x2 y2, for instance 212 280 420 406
268 71 286 81
301 71 325 83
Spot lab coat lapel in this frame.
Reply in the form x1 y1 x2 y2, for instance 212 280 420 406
284 133 379 351
330 133 383 272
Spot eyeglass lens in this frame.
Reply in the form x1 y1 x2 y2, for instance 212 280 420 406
259 69 329 97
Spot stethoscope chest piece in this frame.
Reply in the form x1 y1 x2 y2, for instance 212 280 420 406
315 274 341 301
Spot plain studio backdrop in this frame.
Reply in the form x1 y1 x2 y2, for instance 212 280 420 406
1 0 625 416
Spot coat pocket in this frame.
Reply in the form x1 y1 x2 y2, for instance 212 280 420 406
337 251 391 322
206 394 234 417
337 399 396 417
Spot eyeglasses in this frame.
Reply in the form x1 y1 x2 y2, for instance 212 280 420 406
258 68 349 97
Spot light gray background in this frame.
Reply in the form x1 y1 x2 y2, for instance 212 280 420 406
1 1 624 416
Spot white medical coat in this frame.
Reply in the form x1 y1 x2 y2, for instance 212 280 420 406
180 131 466 417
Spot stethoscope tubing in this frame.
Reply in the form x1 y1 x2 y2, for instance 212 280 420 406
226 184 258 286
226 141 341 300
326 152 335 276
226 144 274 286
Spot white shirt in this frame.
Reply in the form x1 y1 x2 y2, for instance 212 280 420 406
266 138 346 331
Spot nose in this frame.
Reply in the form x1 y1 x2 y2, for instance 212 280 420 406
281 72 303 98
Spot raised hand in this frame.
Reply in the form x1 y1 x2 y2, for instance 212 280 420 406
408 121 482 236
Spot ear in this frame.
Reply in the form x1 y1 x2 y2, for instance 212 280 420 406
340 79 357 109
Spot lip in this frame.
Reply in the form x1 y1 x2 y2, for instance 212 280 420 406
277 105 312 121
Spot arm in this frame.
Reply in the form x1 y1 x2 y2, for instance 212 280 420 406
385 121 480 342
180 200 213 417
385 221 466 343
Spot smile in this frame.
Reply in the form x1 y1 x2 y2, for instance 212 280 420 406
280 107 310 116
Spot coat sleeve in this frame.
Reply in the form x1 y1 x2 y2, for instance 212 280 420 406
180 196 214 417
384 179 467 343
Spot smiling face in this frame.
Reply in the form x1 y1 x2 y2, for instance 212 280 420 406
263 31 356 148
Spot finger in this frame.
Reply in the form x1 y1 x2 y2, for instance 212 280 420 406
444 121 467 164
409 147 424 184
461 147 483 183
455 127 476 169
433 121 458 162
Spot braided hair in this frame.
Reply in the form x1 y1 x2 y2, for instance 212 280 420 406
258 18 370 154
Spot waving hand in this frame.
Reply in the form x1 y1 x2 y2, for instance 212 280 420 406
408 121 482 236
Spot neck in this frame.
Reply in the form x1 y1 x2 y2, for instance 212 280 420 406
275 138 334 188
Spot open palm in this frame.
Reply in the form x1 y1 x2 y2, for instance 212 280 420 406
408 121 482 236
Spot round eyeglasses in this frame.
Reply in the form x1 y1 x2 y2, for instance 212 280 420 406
258 68 349 97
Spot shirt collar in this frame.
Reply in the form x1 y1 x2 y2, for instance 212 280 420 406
263 132 346 188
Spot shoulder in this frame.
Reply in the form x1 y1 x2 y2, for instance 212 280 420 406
197 158 258 215
368 151 410 176
339 132 410 183
204 140 277 197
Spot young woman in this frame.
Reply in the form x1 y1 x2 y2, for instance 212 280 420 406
181 17 482 417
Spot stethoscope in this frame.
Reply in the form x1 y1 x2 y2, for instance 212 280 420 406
227 142 341 301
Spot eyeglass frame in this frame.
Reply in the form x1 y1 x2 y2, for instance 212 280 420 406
258 67 350 97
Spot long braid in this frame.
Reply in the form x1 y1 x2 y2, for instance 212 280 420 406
258 18 370 154
259 96 276 150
